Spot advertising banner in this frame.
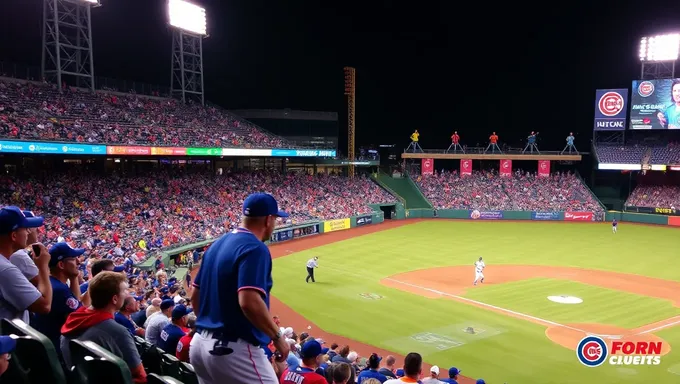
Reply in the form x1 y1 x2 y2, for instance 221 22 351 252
222 148 272 157
355 215 373 226
538 160 551 177
107 146 151 156
564 211 593 221
151 147 187 156
271 149 337 157
469 210 503 220
186 148 222 156
499 159 512 177
270 223 320 243
594 89 628 130
630 79 680 129
532 211 560 220
323 218 351 232
626 206 679 216
460 159 472 176
669 216 680 227
421 158 434 175
0 141 106 155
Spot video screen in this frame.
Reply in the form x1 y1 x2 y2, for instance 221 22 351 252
630 79 680 129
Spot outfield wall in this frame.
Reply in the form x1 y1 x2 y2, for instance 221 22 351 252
606 211 680 227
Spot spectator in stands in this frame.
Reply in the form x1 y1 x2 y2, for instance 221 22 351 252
378 356 397 379
0 336 16 378
421 365 442 384
440 367 461 384
115 296 145 337
80 259 115 294
157 304 191 354
384 353 422 384
357 353 387 383
143 297 163 327
280 339 327 384
0 207 52 322
60 271 147 383
33 242 89 352
131 291 155 327
331 345 352 364
9 210 41 285
144 299 174 346
326 362 353 384
175 314 196 362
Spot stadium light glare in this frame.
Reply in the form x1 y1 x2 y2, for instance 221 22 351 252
639 34 680 62
168 0 207 36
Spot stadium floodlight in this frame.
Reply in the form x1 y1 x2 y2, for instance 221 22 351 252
639 34 680 62
168 0 207 36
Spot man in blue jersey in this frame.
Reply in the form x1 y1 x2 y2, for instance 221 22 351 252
158 304 191 354
189 192 290 384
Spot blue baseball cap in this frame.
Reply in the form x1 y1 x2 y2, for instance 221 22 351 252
160 299 175 311
49 242 86 268
299 340 323 359
0 206 44 234
242 193 288 218
476 380 486 384
395 369 404 377
0 336 16 354
449 367 461 377
171 304 192 320
113 265 126 272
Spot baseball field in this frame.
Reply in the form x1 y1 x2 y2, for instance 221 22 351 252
269 219 680 384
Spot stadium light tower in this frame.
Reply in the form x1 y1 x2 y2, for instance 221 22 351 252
344 67 356 178
42 0 100 92
639 33 680 79
168 0 207 105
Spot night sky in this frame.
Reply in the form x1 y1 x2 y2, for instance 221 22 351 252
2 0 680 152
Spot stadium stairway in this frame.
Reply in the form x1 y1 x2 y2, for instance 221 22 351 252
374 172 432 209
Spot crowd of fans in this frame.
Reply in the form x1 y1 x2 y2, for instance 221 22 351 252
625 173 680 209
595 142 680 165
416 169 605 213
0 169 395 264
0 79 291 148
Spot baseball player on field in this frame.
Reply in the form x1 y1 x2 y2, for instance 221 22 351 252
473 257 485 285
612 218 618 234
189 193 290 384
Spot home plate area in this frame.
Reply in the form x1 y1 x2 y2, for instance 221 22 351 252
383 323 504 357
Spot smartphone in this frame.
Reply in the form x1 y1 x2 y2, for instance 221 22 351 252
32 244 41 258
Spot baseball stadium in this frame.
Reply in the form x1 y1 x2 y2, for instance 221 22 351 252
1 2 680 384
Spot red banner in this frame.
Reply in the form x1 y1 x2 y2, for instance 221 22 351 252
669 216 680 226
421 158 434 175
460 159 472 176
107 146 151 156
538 160 550 177
564 211 593 221
500 159 512 177
151 147 187 156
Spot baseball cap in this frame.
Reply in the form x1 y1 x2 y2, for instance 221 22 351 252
449 367 461 377
299 340 324 359
0 206 44 234
431 365 440 375
476 380 486 384
171 304 192 320
0 336 16 354
49 242 86 268
113 265 126 272
395 369 404 377
242 193 288 218
160 299 175 311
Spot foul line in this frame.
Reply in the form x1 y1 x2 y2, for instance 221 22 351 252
634 316 680 335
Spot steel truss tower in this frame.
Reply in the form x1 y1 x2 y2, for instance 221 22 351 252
344 67 356 178
641 61 675 80
42 0 97 92
170 30 205 105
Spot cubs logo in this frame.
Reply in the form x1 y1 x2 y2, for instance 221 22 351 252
577 336 608 367
470 209 481 219
638 81 655 97
66 297 80 310
540 162 547 170
598 92 624 116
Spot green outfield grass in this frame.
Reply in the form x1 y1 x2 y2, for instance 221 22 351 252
272 220 680 384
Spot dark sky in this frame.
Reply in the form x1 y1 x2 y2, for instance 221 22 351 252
1 0 679 151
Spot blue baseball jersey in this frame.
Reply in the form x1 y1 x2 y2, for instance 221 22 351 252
194 228 273 346
157 323 186 354
612 220 617 227
357 369 388 383
114 312 137 336
441 379 459 384
32 276 81 349
663 104 680 129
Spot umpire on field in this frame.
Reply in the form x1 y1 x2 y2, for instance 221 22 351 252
306 257 319 283
189 192 290 384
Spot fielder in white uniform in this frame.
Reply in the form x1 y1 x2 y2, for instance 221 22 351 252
473 257 485 285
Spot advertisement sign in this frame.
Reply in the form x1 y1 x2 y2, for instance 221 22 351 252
421 158 434 175
564 211 593 221
355 215 373 226
532 211 560 220
630 79 680 129
0 141 106 155
469 210 503 220
460 159 472 176
538 160 550 177
270 223 320 243
669 216 680 227
323 218 351 232
597 163 642 171
187 148 222 156
626 206 679 216
107 146 151 156
499 159 512 177
271 149 337 157
594 89 628 130
151 147 187 156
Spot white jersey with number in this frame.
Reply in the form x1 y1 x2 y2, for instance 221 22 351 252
475 260 485 273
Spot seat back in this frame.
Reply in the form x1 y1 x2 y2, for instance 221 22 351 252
179 362 198 384
147 373 184 384
139 341 163 374
159 349 180 377
68 339 133 384
0 318 67 384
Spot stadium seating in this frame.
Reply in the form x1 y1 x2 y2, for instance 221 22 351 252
0 78 291 148
594 144 647 164
625 172 680 208
68 339 133 384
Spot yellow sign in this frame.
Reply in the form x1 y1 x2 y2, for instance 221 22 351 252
323 218 350 233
